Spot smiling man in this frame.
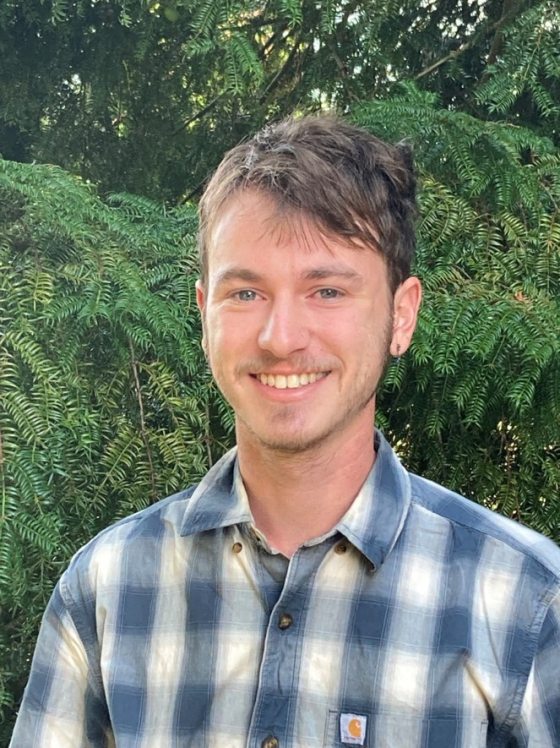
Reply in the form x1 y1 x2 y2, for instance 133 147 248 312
12 117 560 747
196 186 419 557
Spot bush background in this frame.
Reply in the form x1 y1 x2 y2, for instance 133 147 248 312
1 0 559 740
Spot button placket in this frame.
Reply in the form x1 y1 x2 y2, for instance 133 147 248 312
247 549 316 748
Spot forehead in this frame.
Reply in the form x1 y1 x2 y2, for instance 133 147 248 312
209 190 378 261
210 190 309 249
206 189 390 288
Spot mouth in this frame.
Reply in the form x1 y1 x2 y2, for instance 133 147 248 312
252 372 329 390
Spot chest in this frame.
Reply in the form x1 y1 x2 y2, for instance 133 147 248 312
95 528 530 747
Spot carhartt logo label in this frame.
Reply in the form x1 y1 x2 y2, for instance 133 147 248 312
340 713 367 745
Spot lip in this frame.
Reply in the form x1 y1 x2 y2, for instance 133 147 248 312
251 368 329 376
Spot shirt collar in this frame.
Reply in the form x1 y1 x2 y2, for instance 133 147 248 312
335 430 412 569
179 446 249 536
180 431 412 570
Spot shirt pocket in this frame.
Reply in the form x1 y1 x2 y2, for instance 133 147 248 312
324 709 488 747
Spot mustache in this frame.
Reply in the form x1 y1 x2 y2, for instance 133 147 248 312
235 355 337 375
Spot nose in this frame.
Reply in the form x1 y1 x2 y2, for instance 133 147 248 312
257 299 309 358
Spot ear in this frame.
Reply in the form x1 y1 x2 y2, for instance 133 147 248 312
195 278 206 312
389 276 422 356
196 279 208 354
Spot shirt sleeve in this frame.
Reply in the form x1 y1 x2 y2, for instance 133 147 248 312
9 581 113 748
515 588 560 746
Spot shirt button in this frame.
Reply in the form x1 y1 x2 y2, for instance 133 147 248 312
334 542 347 554
262 737 279 748
278 613 293 630
232 542 243 553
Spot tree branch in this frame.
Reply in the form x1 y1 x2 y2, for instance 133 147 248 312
328 42 360 103
258 32 302 104
129 339 157 501
486 0 526 67
203 397 214 468
173 93 224 136
0 429 5 535
415 0 527 82
414 36 480 81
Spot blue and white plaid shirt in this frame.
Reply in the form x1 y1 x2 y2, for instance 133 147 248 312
11 432 560 747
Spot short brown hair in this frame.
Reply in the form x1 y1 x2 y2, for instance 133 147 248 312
198 115 417 292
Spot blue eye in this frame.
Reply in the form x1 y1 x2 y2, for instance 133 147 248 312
235 289 258 301
317 288 342 299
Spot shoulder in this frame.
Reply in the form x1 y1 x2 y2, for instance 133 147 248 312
408 472 560 580
84 483 197 547
59 484 199 600
58 447 240 605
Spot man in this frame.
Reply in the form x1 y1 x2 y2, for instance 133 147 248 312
11 116 560 747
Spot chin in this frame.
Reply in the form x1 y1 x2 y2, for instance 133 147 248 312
246 424 335 455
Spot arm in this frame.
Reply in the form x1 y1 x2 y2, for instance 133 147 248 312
10 582 112 748
513 589 560 746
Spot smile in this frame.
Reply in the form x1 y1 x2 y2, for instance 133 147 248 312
255 372 329 389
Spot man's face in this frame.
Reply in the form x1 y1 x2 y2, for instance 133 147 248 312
197 190 420 454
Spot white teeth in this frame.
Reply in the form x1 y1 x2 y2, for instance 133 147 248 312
257 372 327 389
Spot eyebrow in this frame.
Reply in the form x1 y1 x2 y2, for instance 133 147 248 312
213 267 264 287
302 266 362 282
213 264 362 287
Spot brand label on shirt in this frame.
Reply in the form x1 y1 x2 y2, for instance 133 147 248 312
340 713 367 745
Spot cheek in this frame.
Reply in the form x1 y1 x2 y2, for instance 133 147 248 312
205 310 254 356
205 308 228 341
317 308 377 344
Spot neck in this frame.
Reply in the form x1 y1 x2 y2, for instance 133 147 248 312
236 417 376 558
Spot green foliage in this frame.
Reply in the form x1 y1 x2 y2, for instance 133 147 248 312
2 92 559 739
2 0 558 200
476 1 560 136
355 89 560 539
0 0 302 199
1 0 560 740
0 161 231 740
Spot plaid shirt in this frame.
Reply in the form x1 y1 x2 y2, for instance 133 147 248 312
11 432 560 747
